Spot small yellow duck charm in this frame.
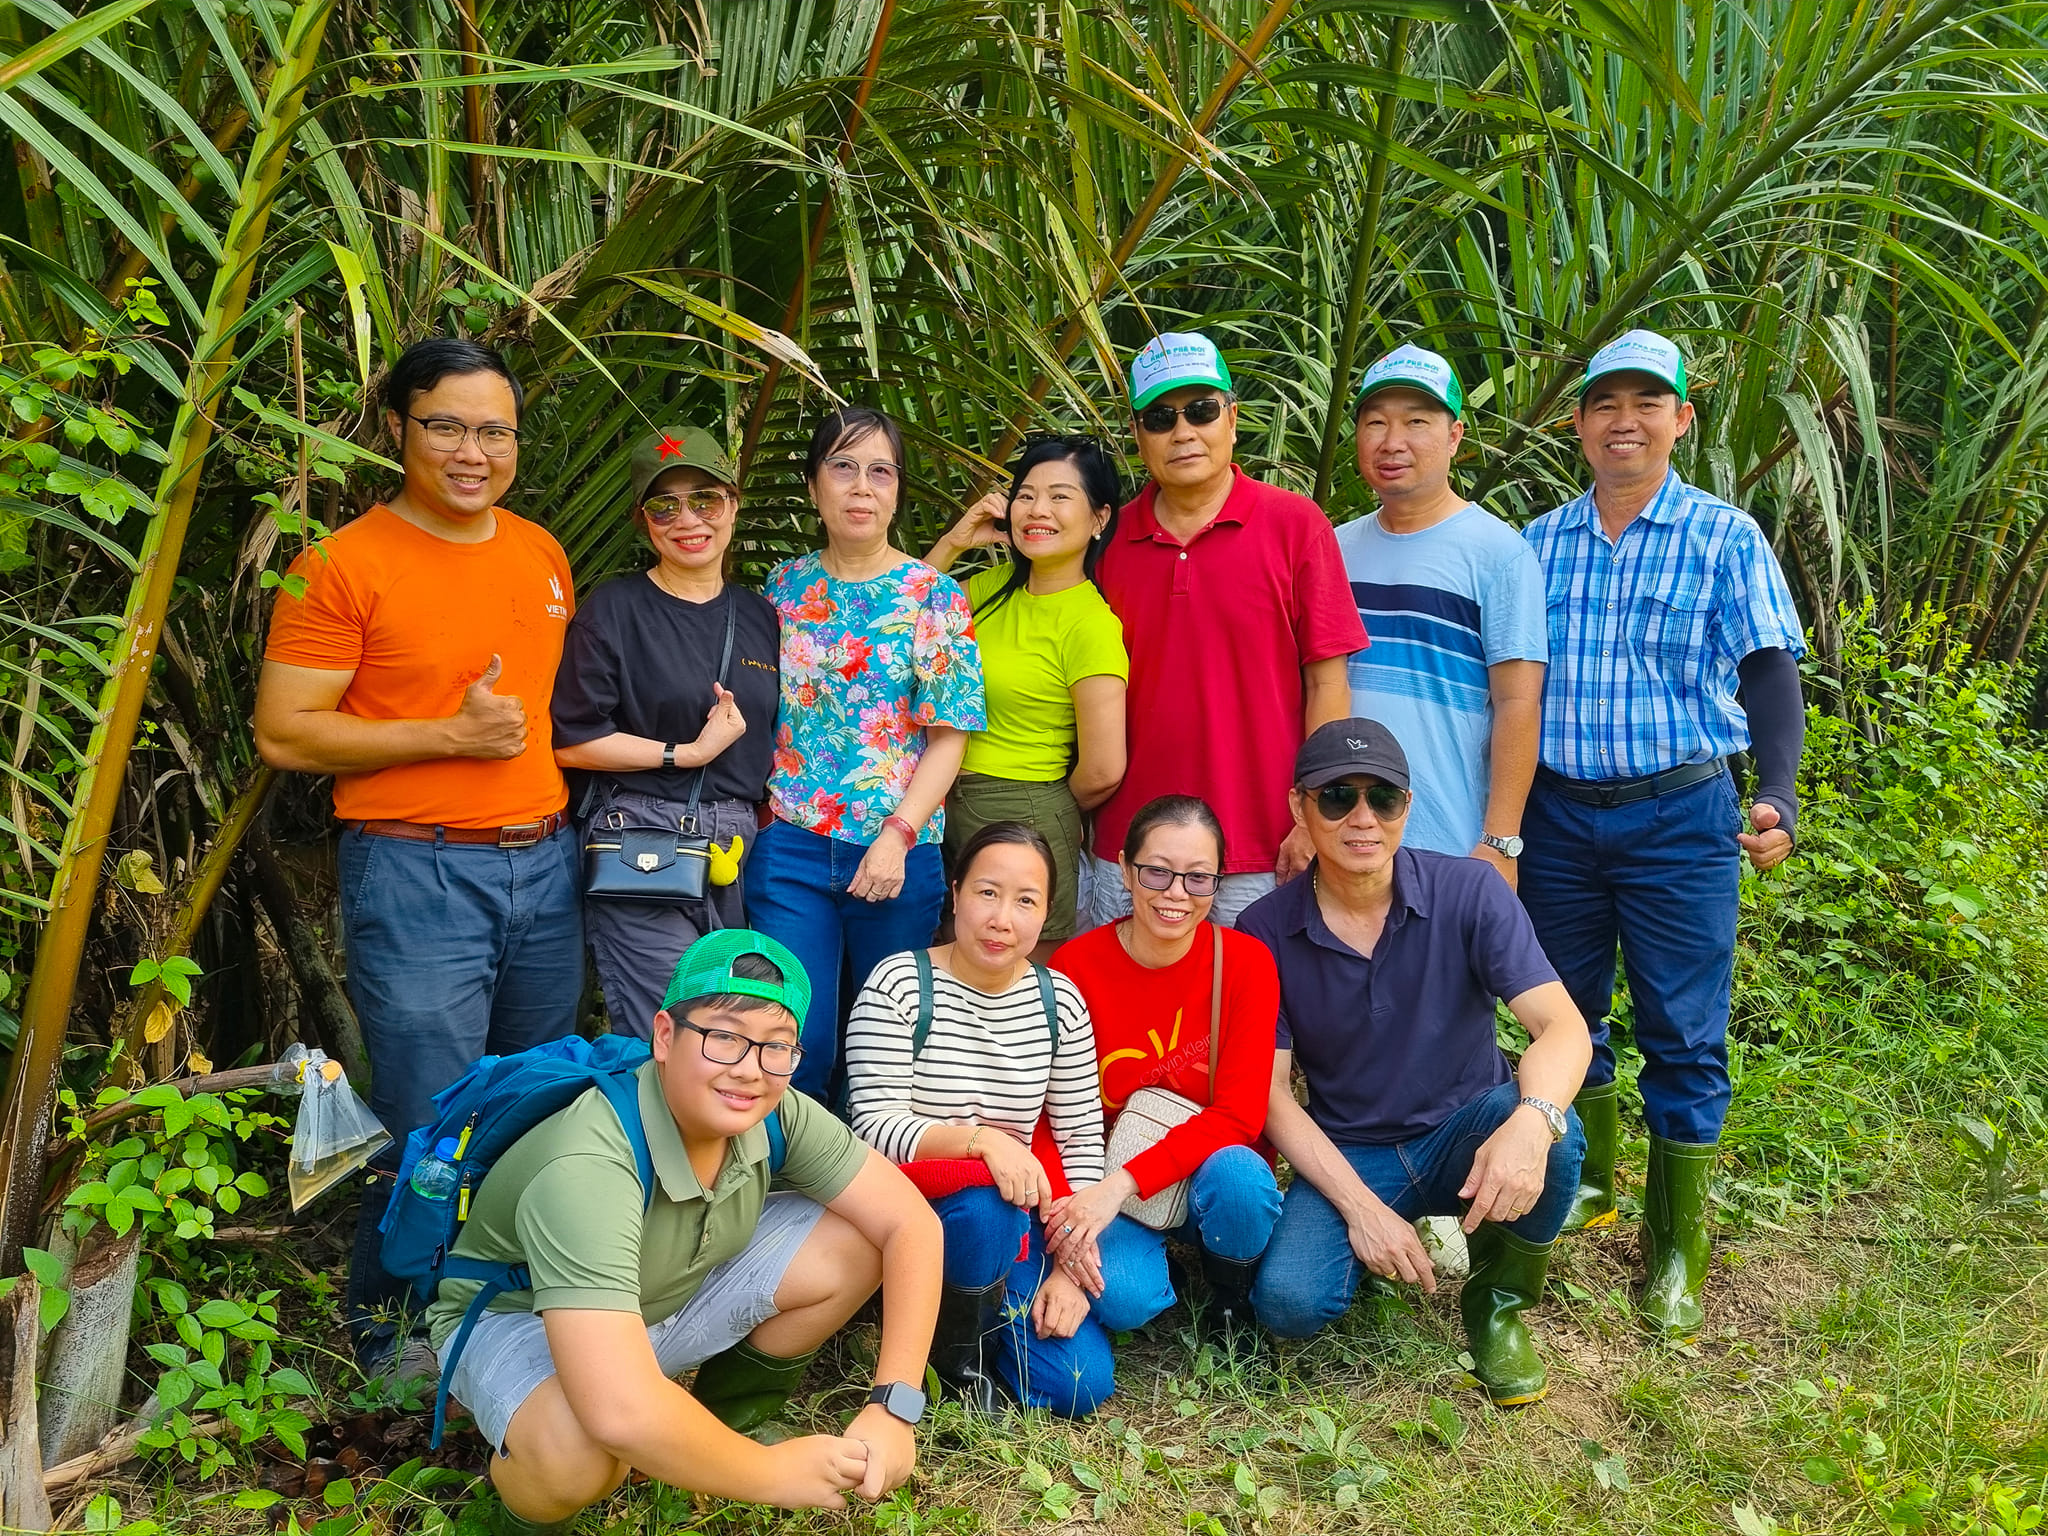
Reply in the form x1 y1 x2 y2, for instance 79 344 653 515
706 833 745 887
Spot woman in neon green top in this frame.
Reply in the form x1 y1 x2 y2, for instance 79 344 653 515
927 436 1129 954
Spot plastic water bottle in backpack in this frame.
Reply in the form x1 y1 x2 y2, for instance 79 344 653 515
409 1137 462 1201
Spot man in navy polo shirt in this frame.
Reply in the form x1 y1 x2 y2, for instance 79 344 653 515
1238 720 1590 1406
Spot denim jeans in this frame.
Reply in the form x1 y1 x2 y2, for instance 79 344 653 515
931 1186 1114 1417
1093 1145 1282 1333
742 817 946 1099
1518 770 1742 1143
1252 1081 1585 1339
338 822 584 1349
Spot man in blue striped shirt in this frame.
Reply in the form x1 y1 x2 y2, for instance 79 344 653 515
1519 329 1807 1342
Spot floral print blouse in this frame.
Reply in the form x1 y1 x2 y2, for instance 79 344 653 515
765 552 986 845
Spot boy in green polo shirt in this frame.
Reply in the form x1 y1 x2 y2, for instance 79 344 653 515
429 932 943 1533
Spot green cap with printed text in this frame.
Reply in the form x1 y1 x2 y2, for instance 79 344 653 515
1128 332 1235 410
629 426 739 508
1353 344 1464 418
1579 329 1689 402
661 929 811 1026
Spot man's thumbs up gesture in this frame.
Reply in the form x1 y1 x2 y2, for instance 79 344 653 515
447 653 529 759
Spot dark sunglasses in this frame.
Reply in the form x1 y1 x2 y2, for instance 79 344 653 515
1311 782 1410 822
1130 862 1221 898
1136 396 1228 435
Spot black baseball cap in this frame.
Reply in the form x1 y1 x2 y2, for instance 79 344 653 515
1294 719 1410 792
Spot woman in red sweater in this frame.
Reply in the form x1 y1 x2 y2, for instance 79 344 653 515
1048 795 1281 1330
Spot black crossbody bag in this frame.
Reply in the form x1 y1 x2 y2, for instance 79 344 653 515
580 591 736 907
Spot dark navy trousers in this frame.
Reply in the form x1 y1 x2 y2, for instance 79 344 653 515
1517 769 1743 1145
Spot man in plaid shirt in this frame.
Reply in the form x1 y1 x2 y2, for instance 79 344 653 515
1519 330 1807 1341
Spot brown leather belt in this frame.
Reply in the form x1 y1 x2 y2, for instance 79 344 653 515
344 810 569 848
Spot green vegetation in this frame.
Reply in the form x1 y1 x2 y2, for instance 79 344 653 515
2 1 2046 1529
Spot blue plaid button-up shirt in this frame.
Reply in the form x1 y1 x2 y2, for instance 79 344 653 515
1524 470 1805 781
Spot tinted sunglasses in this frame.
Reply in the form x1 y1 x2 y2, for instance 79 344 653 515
644 488 735 523
1136 396 1227 435
1130 862 1221 898
1311 782 1410 821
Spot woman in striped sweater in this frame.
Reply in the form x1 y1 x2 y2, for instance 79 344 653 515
844 822 1114 1417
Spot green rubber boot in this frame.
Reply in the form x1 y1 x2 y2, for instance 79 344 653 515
690 1339 817 1433
1460 1223 1554 1407
487 1499 572 1536
1562 1080 1620 1231
1640 1135 1715 1342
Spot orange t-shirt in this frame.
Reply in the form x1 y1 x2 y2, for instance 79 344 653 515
264 505 574 828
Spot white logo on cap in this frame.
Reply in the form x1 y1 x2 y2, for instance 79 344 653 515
1346 738 1370 750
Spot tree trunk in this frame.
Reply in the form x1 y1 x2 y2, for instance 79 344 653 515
250 839 368 1084
37 1229 140 1467
0 1278 52 1532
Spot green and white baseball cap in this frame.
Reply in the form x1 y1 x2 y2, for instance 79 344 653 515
629 426 739 507
1354 344 1464 418
662 929 811 1026
1128 332 1235 410
1580 329 1689 401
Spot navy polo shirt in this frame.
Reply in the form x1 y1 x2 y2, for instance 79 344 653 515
1237 848 1559 1145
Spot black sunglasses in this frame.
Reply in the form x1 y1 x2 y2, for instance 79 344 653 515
1311 782 1410 822
1136 397 1228 435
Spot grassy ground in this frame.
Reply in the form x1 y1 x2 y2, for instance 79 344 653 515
84 992 2046 1536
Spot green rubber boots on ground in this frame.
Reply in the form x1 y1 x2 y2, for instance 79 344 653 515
690 1339 818 1434
1461 1223 1556 1407
1562 1080 1620 1231
1641 1135 1715 1342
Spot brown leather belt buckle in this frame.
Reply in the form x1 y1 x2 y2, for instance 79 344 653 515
498 819 547 848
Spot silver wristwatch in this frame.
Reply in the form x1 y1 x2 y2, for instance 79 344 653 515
1482 833 1524 858
1518 1095 1568 1142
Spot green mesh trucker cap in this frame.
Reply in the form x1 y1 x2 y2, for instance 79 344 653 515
661 929 811 1026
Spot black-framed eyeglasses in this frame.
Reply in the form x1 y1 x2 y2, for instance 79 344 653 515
1312 782 1410 822
819 455 901 490
644 488 736 524
1130 862 1222 898
681 1021 804 1077
406 414 520 457
1136 396 1228 435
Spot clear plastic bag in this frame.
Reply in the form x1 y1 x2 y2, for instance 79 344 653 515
271 1044 390 1210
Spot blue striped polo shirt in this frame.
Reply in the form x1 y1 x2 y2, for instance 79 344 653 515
1335 504 1547 855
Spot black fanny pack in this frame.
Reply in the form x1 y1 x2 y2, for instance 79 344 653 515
579 590 735 909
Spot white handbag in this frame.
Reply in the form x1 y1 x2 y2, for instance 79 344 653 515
1102 924 1223 1231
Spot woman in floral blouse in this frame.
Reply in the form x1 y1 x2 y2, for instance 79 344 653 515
747 406 987 1098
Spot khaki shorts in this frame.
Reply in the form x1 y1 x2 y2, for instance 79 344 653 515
943 773 1085 943
437 1192 825 1455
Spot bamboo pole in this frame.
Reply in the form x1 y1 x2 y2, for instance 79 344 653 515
0 0 342 1280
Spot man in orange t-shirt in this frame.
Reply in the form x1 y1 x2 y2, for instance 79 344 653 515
255 338 581 1382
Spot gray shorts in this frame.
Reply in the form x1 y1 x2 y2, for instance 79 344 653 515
438 1192 826 1455
1082 855 1277 931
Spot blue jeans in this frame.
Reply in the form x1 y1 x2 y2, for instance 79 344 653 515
1252 1081 1585 1339
743 817 946 1099
932 1187 1114 1418
1093 1145 1282 1333
1518 770 1742 1144
338 822 584 1347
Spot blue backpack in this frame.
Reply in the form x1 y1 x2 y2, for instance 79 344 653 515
378 1033 787 1445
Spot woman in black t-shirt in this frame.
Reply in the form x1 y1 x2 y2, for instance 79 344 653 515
552 427 780 1037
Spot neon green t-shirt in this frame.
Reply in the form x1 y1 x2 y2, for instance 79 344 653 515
961 566 1129 782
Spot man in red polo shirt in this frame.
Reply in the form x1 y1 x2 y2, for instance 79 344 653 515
1083 333 1367 928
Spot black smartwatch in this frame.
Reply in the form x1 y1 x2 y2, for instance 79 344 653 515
867 1380 928 1425
660 742 677 770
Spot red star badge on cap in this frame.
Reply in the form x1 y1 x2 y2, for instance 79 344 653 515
657 434 684 459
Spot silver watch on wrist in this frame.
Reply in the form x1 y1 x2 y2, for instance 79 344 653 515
1518 1095 1568 1142
1482 833 1524 858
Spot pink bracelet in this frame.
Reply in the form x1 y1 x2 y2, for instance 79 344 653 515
884 814 919 848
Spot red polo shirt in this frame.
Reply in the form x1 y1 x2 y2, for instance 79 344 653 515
1094 468 1367 874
